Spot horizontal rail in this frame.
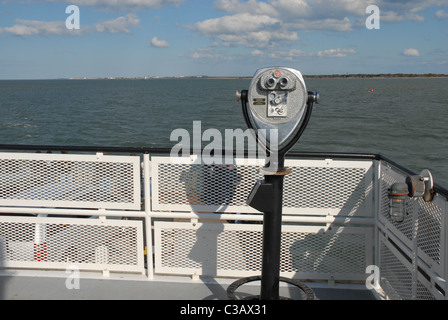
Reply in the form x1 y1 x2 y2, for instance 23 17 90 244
0 144 380 159
0 207 375 225
379 154 448 198
0 207 147 218
148 211 376 225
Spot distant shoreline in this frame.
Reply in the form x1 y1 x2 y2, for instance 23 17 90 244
63 73 448 80
2 74 448 81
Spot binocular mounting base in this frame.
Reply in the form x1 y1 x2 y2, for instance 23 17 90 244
226 275 315 301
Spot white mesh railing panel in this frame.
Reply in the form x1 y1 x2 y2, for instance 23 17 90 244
0 153 141 210
379 234 441 300
379 235 414 300
283 159 373 216
151 156 374 217
0 216 145 273
154 221 372 281
416 196 445 271
151 156 264 213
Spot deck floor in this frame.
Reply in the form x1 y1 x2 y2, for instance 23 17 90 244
0 271 377 300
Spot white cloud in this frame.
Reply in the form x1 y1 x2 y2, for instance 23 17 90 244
151 36 170 47
248 47 356 61
215 0 277 16
253 47 355 60
310 48 357 58
94 14 140 34
251 49 264 56
2 20 71 36
190 12 300 47
381 11 424 23
371 0 448 23
25 0 183 10
192 13 279 35
383 0 447 14
435 9 448 19
190 1 351 48
289 17 354 32
216 30 299 47
191 0 448 49
269 0 312 17
267 48 307 61
403 48 420 57
192 52 232 60
0 14 140 37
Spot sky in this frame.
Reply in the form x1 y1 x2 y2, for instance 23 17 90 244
0 0 447 79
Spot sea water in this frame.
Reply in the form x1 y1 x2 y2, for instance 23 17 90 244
0 77 447 187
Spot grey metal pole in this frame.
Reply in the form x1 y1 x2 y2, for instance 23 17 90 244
260 172 284 300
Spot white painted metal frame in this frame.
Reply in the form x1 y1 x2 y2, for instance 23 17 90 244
0 151 145 276
153 221 373 282
150 155 374 217
283 158 374 217
0 152 141 210
0 215 145 275
150 155 264 214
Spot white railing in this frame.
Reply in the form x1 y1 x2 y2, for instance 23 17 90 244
0 147 447 299
0 151 145 276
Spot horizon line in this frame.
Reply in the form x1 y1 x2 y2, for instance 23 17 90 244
1 73 448 81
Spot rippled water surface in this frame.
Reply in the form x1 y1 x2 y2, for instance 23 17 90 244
1 78 447 187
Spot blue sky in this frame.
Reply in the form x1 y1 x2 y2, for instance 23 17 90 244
0 0 447 79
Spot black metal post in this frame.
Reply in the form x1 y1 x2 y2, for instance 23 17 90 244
260 172 284 300
259 154 286 300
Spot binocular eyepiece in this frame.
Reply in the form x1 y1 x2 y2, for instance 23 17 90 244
264 76 291 90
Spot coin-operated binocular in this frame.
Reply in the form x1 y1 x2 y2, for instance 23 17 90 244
229 67 319 300
237 67 319 172
238 67 318 170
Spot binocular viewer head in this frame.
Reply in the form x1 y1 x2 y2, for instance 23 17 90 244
238 67 318 158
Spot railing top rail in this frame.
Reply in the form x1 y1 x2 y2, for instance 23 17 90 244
378 154 448 199
0 143 380 159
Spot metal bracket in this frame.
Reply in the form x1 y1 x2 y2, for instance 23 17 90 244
246 180 274 212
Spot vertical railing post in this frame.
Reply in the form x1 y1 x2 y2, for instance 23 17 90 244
411 198 419 300
143 153 154 279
